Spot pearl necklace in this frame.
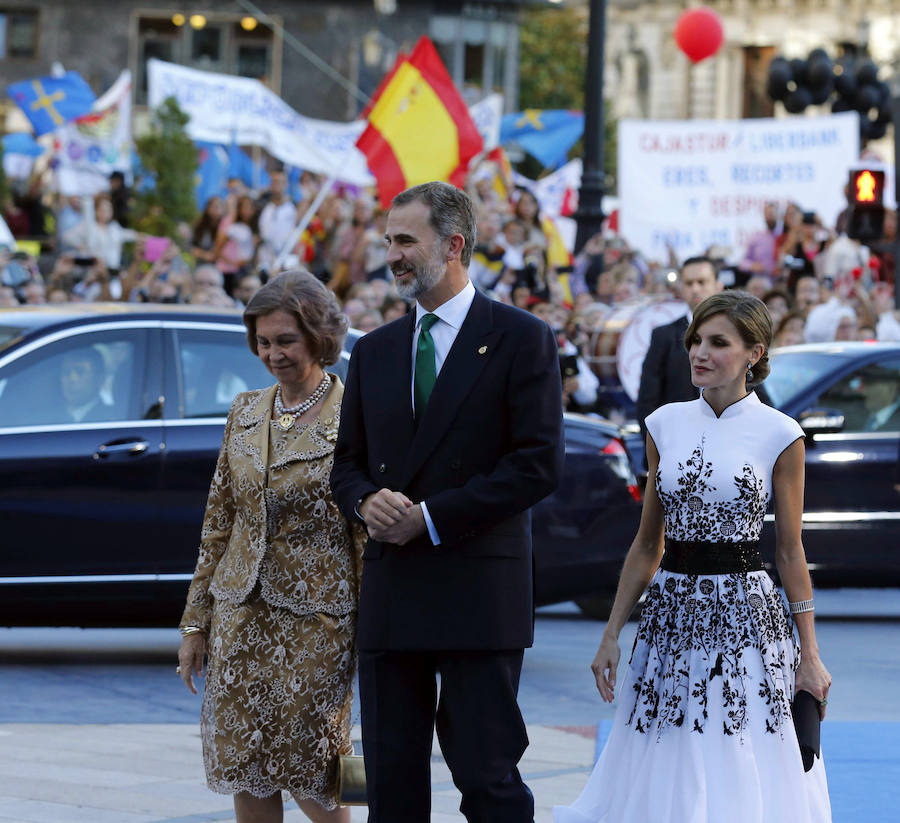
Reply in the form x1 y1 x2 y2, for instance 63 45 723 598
274 373 331 431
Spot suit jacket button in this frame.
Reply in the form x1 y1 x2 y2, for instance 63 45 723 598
450 459 461 470
378 463 386 473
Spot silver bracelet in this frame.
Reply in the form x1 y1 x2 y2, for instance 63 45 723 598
179 625 205 637
789 598 814 614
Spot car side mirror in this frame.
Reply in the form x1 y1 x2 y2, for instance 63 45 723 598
798 408 845 435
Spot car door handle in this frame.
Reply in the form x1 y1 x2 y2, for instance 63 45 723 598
93 439 150 459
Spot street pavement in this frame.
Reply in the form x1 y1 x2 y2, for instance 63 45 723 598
0 589 897 822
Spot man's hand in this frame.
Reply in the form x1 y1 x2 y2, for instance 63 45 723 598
360 488 412 528
370 503 427 546
360 489 426 546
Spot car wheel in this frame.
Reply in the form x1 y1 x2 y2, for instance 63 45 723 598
575 592 643 621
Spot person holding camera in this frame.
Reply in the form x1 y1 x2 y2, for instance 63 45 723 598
532 299 600 412
62 193 136 274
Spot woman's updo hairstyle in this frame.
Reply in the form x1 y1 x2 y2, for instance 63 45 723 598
684 290 772 387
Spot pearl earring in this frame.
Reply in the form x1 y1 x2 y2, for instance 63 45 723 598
746 362 754 382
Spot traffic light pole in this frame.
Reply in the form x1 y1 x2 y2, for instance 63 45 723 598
892 96 900 308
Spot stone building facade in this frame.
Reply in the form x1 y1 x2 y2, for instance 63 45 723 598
0 0 529 127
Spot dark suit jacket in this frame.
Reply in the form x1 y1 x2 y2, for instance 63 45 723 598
330 291 564 652
636 315 698 435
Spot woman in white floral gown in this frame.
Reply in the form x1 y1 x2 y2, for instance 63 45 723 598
555 291 832 823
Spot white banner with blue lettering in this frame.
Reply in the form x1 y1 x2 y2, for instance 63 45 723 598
147 59 374 185
618 113 860 262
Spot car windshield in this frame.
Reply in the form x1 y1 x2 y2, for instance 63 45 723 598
767 350 846 409
0 326 26 353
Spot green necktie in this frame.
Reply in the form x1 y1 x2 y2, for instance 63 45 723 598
414 313 439 417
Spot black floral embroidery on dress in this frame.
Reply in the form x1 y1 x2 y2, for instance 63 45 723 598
627 573 796 742
655 438 768 543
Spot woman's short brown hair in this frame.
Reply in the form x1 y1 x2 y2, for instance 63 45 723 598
684 290 772 386
243 270 348 365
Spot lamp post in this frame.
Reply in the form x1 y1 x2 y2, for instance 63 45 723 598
573 0 607 255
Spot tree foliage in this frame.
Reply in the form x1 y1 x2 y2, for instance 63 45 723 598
519 7 589 111
518 6 618 192
134 96 197 237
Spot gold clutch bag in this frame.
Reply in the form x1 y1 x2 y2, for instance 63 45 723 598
338 754 367 806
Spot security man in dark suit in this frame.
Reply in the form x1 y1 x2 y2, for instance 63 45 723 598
636 256 722 439
331 182 564 822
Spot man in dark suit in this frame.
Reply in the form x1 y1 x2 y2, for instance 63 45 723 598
331 182 564 822
636 256 722 438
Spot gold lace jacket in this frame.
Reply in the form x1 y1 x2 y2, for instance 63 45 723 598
180 379 363 631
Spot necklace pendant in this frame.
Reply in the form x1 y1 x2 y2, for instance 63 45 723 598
278 413 295 431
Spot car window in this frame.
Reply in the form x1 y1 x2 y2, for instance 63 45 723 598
0 325 27 353
0 329 146 427
767 350 850 409
808 358 900 433
175 329 272 418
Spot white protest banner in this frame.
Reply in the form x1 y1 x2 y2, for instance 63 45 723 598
55 70 133 196
470 94 503 152
147 59 374 186
618 113 860 261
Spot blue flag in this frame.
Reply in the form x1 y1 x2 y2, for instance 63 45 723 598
7 72 96 136
194 142 229 210
500 109 585 169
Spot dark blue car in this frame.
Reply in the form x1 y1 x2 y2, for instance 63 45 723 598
0 304 642 625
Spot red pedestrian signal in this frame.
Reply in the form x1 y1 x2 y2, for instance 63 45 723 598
847 168 886 242
851 169 884 205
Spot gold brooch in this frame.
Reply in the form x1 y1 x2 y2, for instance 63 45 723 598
278 413 295 431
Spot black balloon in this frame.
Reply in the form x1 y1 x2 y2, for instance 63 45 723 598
807 56 834 90
834 63 857 98
810 84 832 105
859 117 874 140
784 86 812 114
876 81 891 108
831 97 852 114
767 58 792 101
855 84 881 112
856 60 878 86
790 58 809 86
868 121 888 140
876 105 892 125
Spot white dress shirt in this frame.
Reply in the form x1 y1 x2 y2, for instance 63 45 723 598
411 279 477 545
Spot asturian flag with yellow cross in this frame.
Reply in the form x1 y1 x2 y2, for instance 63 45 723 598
7 71 96 137
499 109 584 170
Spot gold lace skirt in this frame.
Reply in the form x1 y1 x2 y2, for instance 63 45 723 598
201 594 356 809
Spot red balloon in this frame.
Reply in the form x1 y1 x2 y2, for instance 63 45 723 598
674 7 724 64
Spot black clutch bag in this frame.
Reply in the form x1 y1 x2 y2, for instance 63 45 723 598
791 689 821 772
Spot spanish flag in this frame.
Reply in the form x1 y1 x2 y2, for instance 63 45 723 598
357 37 483 208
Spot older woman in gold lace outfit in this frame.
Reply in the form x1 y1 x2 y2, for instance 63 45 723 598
177 270 362 823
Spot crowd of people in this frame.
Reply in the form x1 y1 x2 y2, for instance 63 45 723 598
3 162 900 420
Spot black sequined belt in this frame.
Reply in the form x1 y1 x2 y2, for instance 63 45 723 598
660 539 764 575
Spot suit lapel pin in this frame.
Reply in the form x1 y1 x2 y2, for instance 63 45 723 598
478 345 488 355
